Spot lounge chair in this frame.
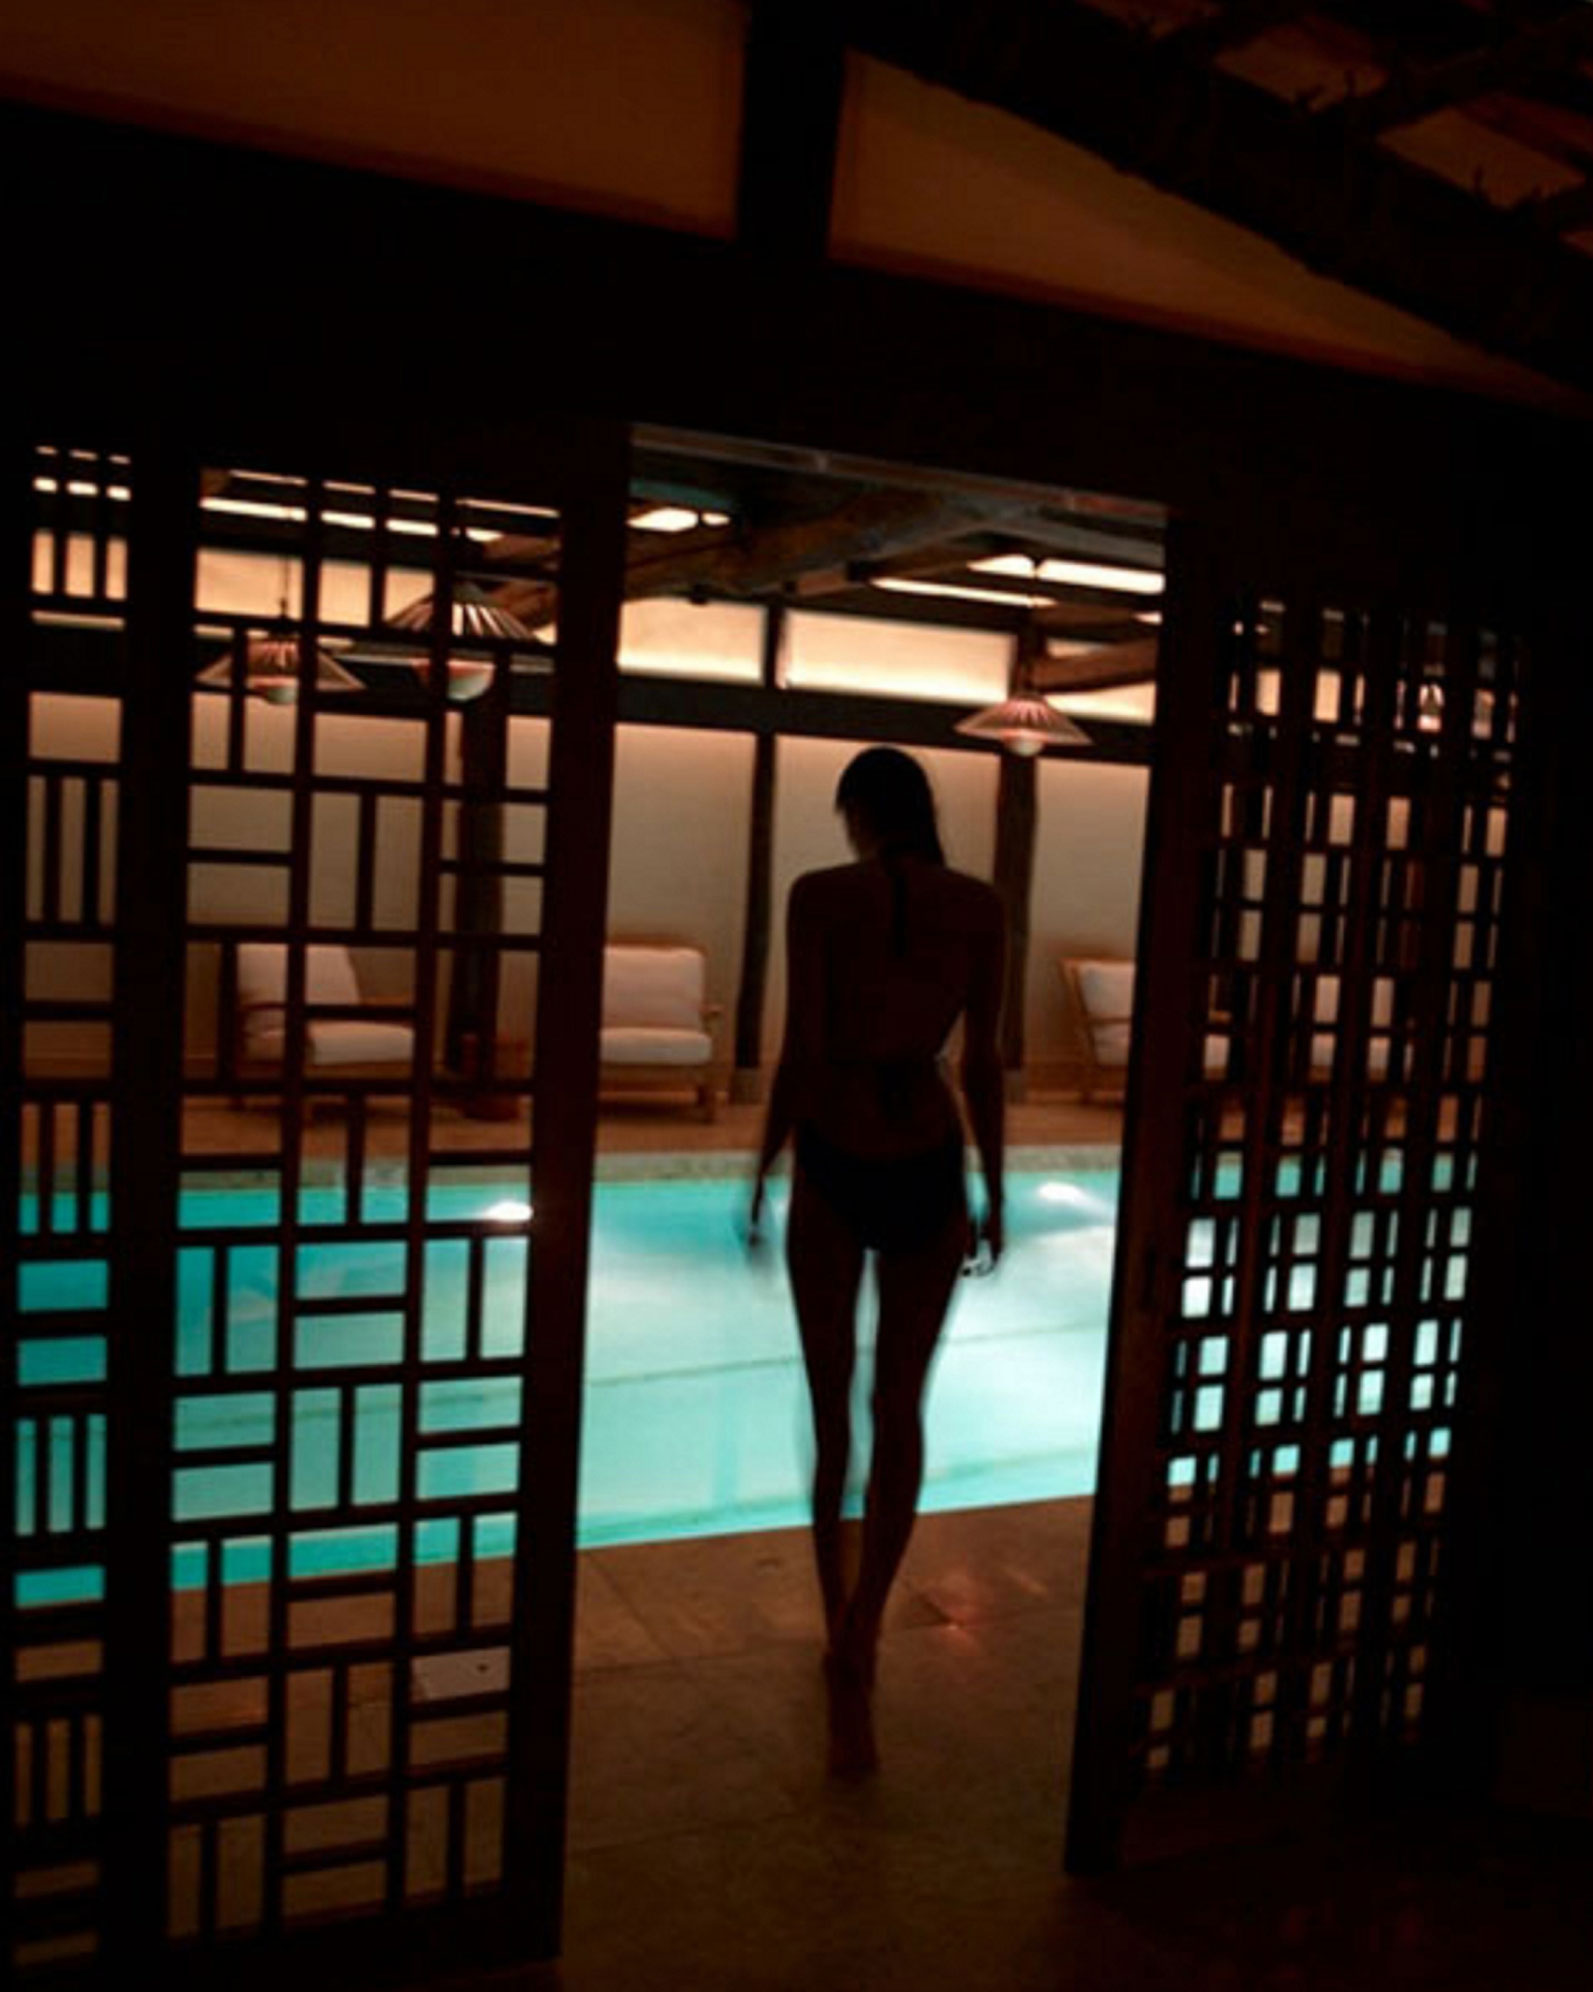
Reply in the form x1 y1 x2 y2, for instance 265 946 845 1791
1060 954 1399 1103
599 943 721 1120
1060 957 1136 1102
233 942 416 1100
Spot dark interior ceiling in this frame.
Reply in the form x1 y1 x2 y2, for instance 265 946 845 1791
207 1 1593 702
612 0 1593 697
504 443 1169 700
838 0 1593 395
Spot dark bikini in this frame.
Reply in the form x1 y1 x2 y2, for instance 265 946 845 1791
795 1120 966 1254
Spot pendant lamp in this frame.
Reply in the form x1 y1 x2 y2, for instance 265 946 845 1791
381 578 535 703
955 693 1091 756
956 615 1091 755
194 615 364 706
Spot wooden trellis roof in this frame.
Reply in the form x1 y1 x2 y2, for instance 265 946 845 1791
196 2 1593 702
830 0 1593 394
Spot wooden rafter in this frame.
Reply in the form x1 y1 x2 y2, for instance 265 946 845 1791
1470 90 1593 192
1031 634 1159 691
737 2 847 257
1319 7 1593 140
489 487 1022 619
1520 171 1593 237
833 0 1593 390
1159 0 1316 64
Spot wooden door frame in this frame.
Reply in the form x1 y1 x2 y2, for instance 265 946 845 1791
1066 500 1547 1871
3 413 631 1981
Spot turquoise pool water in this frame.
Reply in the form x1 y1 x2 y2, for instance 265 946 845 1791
580 1168 1116 1542
16 1164 1119 1598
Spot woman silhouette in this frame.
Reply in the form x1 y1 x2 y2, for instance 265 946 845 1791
750 747 1006 1774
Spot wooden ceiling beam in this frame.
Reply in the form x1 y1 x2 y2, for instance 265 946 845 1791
737 1 847 259
1502 61 1593 133
490 487 1020 620
860 516 1165 586
1030 636 1159 693
1159 1 1316 65
850 558 1163 617
1319 7 1593 139
1467 90 1593 189
777 582 1030 633
1519 173 1593 236
834 0 1593 391
1036 606 1154 643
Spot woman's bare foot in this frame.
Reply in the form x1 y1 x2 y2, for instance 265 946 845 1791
822 1647 878 1777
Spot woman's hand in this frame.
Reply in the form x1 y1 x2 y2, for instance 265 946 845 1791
962 1205 1003 1278
982 1204 1005 1267
746 1169 768 1251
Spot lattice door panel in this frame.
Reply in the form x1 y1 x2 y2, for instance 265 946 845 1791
169 469 559 1946
6 444 130 1975
1068 537 1523 1868
5 435 626 1976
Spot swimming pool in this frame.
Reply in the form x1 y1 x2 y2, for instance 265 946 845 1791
580 1165 1116 1541
15 1161 1119 1598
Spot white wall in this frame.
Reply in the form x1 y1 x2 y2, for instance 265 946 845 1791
606 724 754 1071
784 610 1009 702
27 603 1148 1086
1030 759 1149 1072
618 598 763 682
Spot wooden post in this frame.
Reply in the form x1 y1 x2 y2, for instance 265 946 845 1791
994 753 1037 1099
505 426 630 1957
1065 522 1224 1875
0 428 29 1976
993 618 1043 1100
735 1 846 261
445 668 510 1074
730 604 783 1104
103 442 199 1959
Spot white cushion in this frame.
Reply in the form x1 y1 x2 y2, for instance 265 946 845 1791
1089 1021 1133 1066
238 943 413 1066
602 946 706 1031
307 1022 414 1067
600 1026 712 1068
1074 960 1135 1066
246 1021 415 1067
238 942 361 1009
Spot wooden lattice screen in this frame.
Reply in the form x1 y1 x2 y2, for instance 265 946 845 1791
4 431 626 1976
1068 523 1525 1868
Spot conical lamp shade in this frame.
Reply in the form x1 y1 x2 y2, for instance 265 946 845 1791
195 625 364 706
387 579 534 644
955 695 1091 757
381 579 534 702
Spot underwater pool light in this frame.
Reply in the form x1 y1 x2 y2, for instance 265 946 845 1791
1037 1181 1089 1206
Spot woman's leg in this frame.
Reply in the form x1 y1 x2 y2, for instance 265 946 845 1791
785 1168 867 1645
842 1210 966 1670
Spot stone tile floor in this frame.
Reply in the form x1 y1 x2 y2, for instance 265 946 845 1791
459 1499 1593 1992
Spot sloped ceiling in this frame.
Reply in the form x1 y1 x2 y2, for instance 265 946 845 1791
834 0 1593 396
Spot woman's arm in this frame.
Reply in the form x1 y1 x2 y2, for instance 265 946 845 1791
959 892 1007 1261
751 875 825 1223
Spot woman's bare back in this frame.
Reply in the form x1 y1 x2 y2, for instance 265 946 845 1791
787 854 1005 1159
